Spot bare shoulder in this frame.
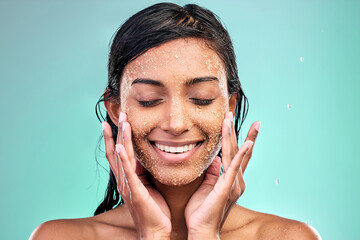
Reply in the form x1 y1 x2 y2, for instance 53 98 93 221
257 213 321 240
221 205 321 240
29 218 95 240
29 205 136 240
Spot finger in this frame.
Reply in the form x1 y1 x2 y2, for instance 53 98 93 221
117 144 146 196
118 144 153 206
228 112 239 160
102 121 118 179
224 140 253 186
122 121 137 171
203 156 221 186
135 160 150 186
122 120 149 188
135 160 147 176
245 121 261 142
241 121 260 174
115 144 130 199
207 156 221 176
117 112 127 145
115 112 127 192
221 115 233 171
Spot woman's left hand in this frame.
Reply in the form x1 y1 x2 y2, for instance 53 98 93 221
184 112 260 239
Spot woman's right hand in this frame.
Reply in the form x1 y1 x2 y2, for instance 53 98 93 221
102 112 171 240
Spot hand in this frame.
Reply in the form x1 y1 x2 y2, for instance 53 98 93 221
102 112 171 239
184 112 260 239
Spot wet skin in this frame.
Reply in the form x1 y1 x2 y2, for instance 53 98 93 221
119 38 232 186
28 38 321 240
99 38 264 239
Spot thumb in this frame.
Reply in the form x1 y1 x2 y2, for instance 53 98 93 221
203 156 221 185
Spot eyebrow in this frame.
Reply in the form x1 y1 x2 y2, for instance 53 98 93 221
131 78 164 87
131 76 219 87
185 76 219 86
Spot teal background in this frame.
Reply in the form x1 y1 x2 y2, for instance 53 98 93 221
1 0 359 239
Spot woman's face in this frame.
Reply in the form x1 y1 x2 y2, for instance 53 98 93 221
120 38 231 185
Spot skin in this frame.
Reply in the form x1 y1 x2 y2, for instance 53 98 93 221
119 39 229 186
29 38 321 240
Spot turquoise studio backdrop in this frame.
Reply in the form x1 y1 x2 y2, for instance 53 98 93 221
1 0 359 239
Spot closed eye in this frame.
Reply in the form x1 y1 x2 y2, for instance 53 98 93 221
138 99 162 107
190 98 214 106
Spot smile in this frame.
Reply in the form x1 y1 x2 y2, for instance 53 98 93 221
149 140 204 164
154 143 197 154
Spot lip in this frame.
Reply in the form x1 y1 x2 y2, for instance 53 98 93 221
150 140 203 164
151 140 202 147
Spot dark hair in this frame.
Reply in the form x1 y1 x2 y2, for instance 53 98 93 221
94 2 248 215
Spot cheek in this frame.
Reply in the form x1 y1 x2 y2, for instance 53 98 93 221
125 107 157 166
190 98 228 133
125 106 158 139
189 98 228 157
201 117 223 154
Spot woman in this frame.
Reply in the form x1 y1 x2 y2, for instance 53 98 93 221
30 3 320 240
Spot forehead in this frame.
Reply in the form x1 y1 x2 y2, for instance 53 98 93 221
121 38 226 85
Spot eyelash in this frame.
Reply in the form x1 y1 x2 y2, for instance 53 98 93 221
138 98 214 108
190 98 214 106
138 99 161 107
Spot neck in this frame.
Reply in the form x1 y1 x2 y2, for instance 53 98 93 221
150 174 205 239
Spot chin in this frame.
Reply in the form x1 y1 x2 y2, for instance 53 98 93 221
152 170 204 186
138 142 222 187
132 129 223 186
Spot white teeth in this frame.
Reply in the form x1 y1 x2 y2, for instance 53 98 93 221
155 143 197 153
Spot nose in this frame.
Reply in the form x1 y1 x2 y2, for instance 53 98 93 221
160 98 191 136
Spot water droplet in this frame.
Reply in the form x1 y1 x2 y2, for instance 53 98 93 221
300 56 304 62
287 104 292 109
276 179 280 184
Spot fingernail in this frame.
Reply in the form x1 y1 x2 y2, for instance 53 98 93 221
122 122 126 132
255 121 261 131
229 111 233 119
101 122 106 131
116 144 121 153
119 112 125 123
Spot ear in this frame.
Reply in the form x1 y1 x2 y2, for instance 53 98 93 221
229 93 237 117
103 90 121 125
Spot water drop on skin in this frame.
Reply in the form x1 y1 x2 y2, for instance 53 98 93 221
276 179 280 185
